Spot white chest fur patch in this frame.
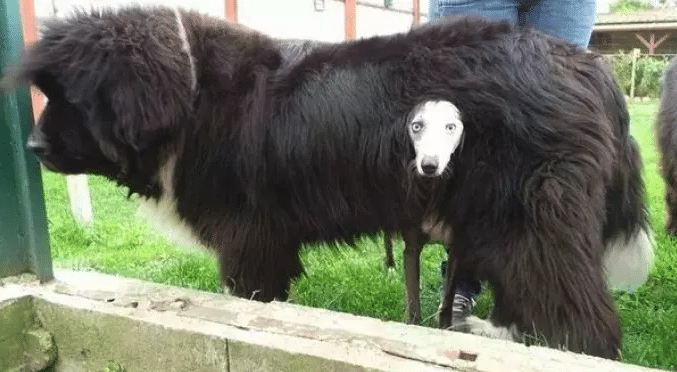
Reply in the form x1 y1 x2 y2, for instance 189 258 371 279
421 214 453 246
136 155 209 254
137 11 201 253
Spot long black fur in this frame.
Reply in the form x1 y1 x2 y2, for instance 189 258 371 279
658 57 677 234
3 6 649 359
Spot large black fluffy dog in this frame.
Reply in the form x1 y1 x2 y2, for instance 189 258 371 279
4 6 653 358
658 57 677 234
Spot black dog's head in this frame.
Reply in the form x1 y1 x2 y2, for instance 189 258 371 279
24 72 117 176
3 6 196 194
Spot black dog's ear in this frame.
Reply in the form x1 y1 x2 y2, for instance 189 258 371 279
28 8 195 154
3 7 196 158
1 45 67 95
106 52 194 153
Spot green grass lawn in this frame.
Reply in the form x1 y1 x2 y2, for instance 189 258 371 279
42 102 675 370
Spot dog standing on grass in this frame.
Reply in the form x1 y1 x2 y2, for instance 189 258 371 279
384 100 462 325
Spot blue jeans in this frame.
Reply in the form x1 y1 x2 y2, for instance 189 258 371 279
429 0 596 48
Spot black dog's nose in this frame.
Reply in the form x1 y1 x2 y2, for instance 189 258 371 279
421 156 438 176
27 132 50 156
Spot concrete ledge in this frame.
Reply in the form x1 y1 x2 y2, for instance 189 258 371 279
0 296 34 372
0 294 57 372
0 270 666 372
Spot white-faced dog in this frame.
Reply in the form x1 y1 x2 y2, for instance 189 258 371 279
395 99 461 325
408 100 464 177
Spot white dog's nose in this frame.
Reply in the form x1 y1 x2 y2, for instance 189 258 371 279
420 155 438 176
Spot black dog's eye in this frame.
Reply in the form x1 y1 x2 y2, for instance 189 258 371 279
411 121 423 132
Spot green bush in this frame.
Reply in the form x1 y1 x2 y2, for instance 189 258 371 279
637 57 670 97
604 51 673 98
609 0 653 13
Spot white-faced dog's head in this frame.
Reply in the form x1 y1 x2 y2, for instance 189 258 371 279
408 100 464 177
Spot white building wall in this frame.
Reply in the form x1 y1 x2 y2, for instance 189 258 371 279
236 0 432 41
597 0 613 14
36 0 430 41
36 0 223 19
238 0 345 41
356 1 429 39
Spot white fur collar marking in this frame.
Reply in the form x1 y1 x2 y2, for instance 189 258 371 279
173 7 197 92
137 155 208 255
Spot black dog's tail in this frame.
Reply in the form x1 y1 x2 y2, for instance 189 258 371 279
598 56 654 292
602 136 654 292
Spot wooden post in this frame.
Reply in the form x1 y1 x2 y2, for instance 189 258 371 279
413 0 420 25
19 0 44 119
630 48 640 100
225 0 237 22
345 0 356 40
19 0 36 42
66 174 94 228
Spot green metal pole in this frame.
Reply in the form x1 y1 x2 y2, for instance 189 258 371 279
0 0 53 281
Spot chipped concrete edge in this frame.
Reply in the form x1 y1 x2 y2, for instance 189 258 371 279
0 270 666 372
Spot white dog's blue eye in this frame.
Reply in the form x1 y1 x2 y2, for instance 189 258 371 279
411 122 423 132
446 123 456 131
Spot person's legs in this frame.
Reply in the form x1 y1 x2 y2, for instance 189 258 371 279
439 257 482 327
429 0 440 21
451 268 482 325
433 0 601 330
437 0 519 23
433 1 516 318
520 0 596 48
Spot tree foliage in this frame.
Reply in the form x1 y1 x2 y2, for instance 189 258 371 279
610 0 654 13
